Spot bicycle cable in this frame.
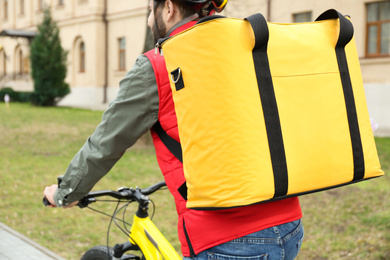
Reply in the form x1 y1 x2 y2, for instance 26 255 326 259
84 199 134 259
150 199 156 220
85 201 132 227
106 200 120 260
113 202 132 236
82 185 167 258
122 201 132 234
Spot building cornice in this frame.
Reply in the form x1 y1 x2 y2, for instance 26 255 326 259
56 7 147 27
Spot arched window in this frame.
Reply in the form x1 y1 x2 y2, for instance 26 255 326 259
14 46 23 75
80 42 85 72
20 0 25 14
0 50 6 76
38 0 44 10
4 0 8 19
118 37 126 71
19 49 23 74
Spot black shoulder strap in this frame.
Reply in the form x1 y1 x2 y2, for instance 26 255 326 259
153 121 183 163
153 121 188 200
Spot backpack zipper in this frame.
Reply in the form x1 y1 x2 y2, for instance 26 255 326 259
154 37 170 55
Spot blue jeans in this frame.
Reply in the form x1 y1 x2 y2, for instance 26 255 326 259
183 219 303 260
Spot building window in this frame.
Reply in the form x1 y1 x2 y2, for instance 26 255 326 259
293 12 312 23
118 37 126 71
20 0 25 14
19 49 23 74
366 1 390 57
58 0 64 5
0 50 6 76
23 57 29 73
3 54 6 75
38 0 44 10
4 0 8 19
80 42 85 72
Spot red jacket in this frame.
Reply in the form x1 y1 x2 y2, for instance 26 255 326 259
145 21 302 257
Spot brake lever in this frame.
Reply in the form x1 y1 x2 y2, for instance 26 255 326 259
77 197 97 208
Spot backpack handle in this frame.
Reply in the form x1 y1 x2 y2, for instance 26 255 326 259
245 13 289 198
317 9 364 181
315 9 354 49
245 13 269 53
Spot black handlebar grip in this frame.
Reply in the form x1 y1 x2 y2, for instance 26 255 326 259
43 197 52 207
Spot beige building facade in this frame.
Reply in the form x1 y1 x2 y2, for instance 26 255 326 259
0 0 149 109
0 0 389 135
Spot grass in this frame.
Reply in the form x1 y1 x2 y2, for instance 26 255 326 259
297 137 390 260
0 103 389 259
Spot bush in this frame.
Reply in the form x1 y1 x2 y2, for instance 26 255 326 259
0 87 14 101
0 87 33 103
17 91 33 103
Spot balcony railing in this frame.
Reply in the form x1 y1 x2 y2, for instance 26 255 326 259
0 72 31 83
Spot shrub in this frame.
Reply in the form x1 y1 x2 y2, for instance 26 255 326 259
0 87 33 103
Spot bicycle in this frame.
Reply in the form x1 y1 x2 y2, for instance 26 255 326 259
44 181 181 260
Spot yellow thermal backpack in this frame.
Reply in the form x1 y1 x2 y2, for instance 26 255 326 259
156 9 384 210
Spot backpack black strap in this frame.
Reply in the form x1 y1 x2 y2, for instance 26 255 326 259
316 9 365 181
245 13 289 199
153 121 188 200
153 121 183 163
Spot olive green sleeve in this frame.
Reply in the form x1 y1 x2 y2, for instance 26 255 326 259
54 54 159 207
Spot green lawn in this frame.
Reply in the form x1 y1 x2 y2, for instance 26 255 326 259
0 103 389 259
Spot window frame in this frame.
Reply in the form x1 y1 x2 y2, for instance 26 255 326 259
79 42 85 73
365 1 390 58
118 37 126 71
4 0 8 19
293 11 312 23
38 0 44 11
1 50 6 76
20 0 25 14
19 49 23 74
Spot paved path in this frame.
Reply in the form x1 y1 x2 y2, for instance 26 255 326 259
0 222 65 260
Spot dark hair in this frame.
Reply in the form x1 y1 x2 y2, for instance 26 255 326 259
155 0 198 18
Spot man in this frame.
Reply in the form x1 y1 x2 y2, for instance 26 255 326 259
44 1 304 259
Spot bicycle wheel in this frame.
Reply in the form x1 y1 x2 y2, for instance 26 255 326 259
80 245 143 260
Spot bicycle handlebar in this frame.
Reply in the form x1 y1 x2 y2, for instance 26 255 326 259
139 181 167 195
43 181 167 208
42 197 52 206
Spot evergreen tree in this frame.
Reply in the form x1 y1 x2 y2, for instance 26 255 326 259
30 7 70 106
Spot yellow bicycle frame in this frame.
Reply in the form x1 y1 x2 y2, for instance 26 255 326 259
130 215 181 260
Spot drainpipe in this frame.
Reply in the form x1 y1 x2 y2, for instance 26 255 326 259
267 0 271 21
102 0 108 104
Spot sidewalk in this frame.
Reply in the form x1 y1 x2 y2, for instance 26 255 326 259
0 222 65 260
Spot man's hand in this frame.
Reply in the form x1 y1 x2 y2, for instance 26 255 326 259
43 184 58 207
43 185 78 208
